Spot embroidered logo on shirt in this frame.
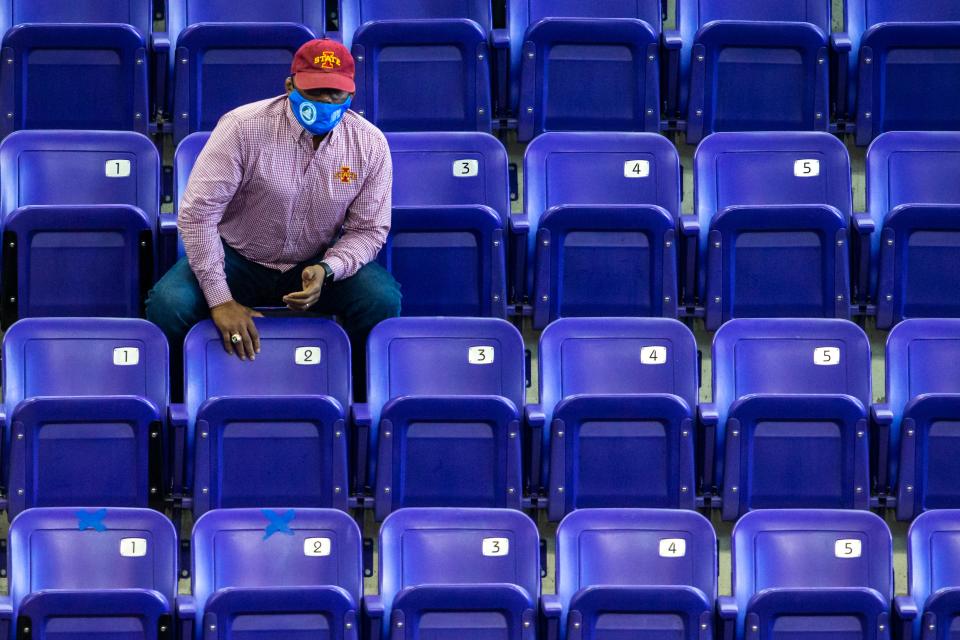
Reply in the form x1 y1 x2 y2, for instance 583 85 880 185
315 52 341 69
336 166 358 183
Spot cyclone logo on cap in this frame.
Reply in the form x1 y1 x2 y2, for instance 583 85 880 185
299 101 317 125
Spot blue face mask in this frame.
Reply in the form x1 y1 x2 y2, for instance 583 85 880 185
289 89 352 135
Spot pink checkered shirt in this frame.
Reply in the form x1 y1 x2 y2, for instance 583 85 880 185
179 95 392 308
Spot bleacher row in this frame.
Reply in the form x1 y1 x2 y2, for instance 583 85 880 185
7 128 960 331
12 505 960 640
5 0 960 145
5 314 960 523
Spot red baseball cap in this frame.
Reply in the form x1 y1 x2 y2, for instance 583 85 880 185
290 39 355 93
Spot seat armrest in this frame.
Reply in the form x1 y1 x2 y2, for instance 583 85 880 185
663 29 682 116
510 213 530 234
150 31 170 119
490 28 509 118
526 404 545 491
352 402 371 491
718 595 738 640
831 32 851 52
176 595 195 640
871 404 893 425
679 216 700 306
871 403 893 491
169 403 188 494
0 596 11 640
541 595 562 640
699 403 719 492
510 214 531 300
492 28 509 49
365 594 385 640
830 32 851 119
852 212 875 235
894 595 917 640
852 212 874 303
679 216 700 236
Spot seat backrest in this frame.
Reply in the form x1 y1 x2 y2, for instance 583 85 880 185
886 319 960 419
167 0 326 48
907 510 960 613
2 317 168 420
184 318 352 422
386 131 510 225
538 318 698 423
8 507 178 613
555 508 716 611
525 132 681 293
694 131 851 290
339 0 493 48
379 508 540 616
732 509 892 630
0 0 153 34
865 132 960 293
713 318 871 414
367 317 525 426
192 508 363 616
0 130 160 228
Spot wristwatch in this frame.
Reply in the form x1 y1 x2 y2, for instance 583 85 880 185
318 261 335 283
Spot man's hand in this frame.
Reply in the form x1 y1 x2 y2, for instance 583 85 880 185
211 300 264 360
283 265 326 312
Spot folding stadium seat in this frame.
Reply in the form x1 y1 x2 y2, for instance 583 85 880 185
338 0 495 132
531 318 699 520
865 132 960 328
705 318 872 520
724 509 892 640
545 509 717 640
507 0 663 141
2 318 168 517
4 507 178 640
362 318 525 520
165 0 325 142
876 320 960 521
523 132 683 328
176 317 352 516
384 132 509 316
181 508 362 640
367 508 540 640
898 510 960 640
669 0 831 144
0 1 153 137
842 1 960 145
694 132 858 330
0 130 163 324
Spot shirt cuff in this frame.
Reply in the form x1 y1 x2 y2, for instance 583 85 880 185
321 255 347 281
201 280 234 309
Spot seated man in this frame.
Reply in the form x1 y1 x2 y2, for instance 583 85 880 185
147 39 400 399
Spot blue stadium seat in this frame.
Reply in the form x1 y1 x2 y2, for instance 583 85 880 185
523 132 683 328
339 0 494 132
507 0 663 141
5 507 178 640
367 508 540 640
878 319 960 520
843 1 960 145
0 130 164 324
866 132 960 328
724 509 892 640
165 0 323 142
0 1 152 137
532 318 699 519
670 0 831 143
384 132 509 316
173 131 208 260
694 132 857 330
545 509 717 640
182 508 362 640
2 318 168 517
178 318 352 516
705 319 872 519
363 318 525 520
898 510 960 640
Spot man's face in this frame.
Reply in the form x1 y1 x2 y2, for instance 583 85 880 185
285 76 352 104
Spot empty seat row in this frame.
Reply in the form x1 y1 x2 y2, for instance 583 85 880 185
10 505 960 640
6 0 960 144
7 314 960 521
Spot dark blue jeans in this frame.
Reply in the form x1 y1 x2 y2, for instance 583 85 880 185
146 242 401 400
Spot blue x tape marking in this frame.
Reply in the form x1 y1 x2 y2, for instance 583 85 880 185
77 508 108 532
263 509 296 540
